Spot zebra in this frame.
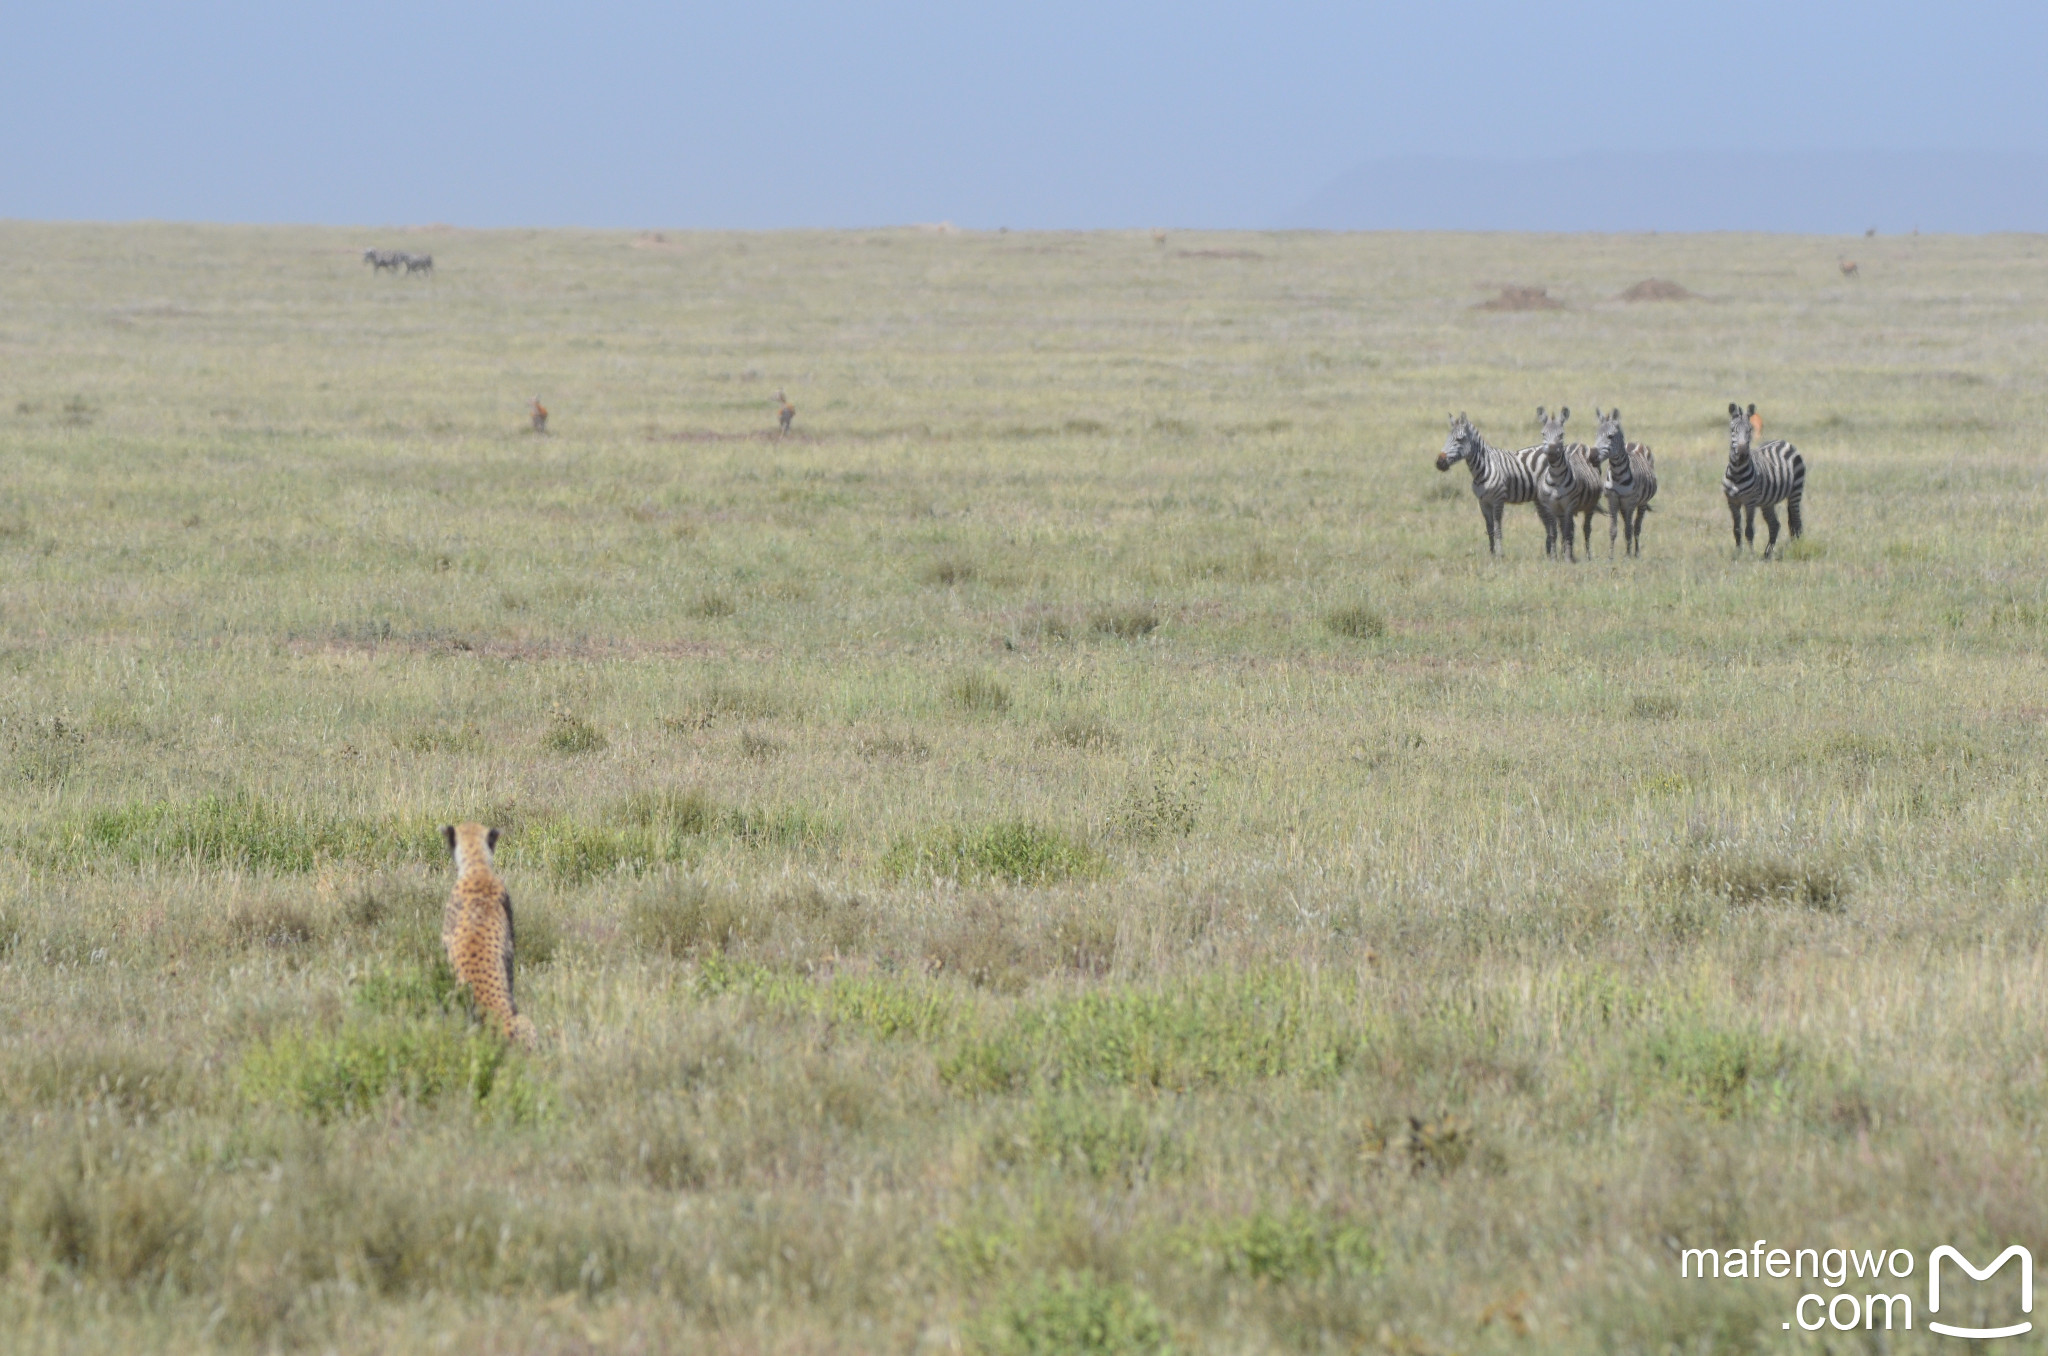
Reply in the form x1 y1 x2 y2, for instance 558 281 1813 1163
1724 402 1805 558
402 253 434 275
363 249 403 273
1436 412 1554 556
1587 407 1657 557
1533 406 1606 562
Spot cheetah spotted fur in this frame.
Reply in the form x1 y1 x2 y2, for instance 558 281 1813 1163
440 822 534 1044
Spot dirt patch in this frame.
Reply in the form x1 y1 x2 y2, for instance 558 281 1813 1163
1178 249 1264 260
1475 286 1563 312
1620 278 1697 302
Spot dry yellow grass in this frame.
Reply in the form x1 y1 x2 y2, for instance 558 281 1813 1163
1 221 2045 1351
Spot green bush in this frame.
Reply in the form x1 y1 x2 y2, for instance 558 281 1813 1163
883 820 1105 886
1184 1207 1381 1283
979 1270 1173 1356
541 711 607 754
241 1018 547 1122
1634 1017 1796 1117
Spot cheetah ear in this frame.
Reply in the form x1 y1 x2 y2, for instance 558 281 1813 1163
440 824 457 854
486 827 501 852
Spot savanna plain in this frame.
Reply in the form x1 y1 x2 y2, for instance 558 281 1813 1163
2 222 2047 1354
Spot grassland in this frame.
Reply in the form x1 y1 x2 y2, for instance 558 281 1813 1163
2 220 2047 1352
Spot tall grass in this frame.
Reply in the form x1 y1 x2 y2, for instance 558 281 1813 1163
1 221 2046 1349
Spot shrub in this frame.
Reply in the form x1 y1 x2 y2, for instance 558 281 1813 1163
1323 603 1386 639
883 821 1104 886
613 786 720 835
1090 604 1160 639
988 1091 1176 1182
978 1270 1173 1356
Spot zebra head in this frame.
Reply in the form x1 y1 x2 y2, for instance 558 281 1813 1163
1590 407 1625 468
1537 406 1571 467
1436 413 1476 471
1727 402 1755 465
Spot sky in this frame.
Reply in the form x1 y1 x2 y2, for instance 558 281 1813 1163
5 1 2047 230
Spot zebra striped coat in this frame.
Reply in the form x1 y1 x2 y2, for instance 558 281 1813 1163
401 253 434 275
363 249 403 272
1724 402 1805 557
1437 413 1554 556
1589 407 1657 557
1534 406 1606 561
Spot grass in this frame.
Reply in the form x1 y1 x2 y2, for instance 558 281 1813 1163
2 221 2048 1349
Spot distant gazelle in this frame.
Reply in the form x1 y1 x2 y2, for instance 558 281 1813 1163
529 397 548 433
776 389 795 435
1838 256 1860 278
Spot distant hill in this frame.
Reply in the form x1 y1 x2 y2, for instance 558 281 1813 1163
1286 151 2048 233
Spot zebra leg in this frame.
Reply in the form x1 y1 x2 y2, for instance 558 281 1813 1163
1744 505 1757 548
1787 493 1803 539
1631 505 1646 556
1580 511 1594 559
1483 502 1500 555
1727 498 1744 553
1760 504 1781 558
1608 494 1621 558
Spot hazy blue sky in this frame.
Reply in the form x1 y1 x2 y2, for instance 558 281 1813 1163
6 1 2045 229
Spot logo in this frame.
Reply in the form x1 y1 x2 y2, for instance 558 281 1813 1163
1929 1245 2033 1340
1679 1239 2035 1338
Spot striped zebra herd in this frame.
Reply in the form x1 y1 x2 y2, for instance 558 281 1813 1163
362 248 434 276
1436 402 1807 559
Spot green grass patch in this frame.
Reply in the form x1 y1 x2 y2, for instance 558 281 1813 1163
1090 603 1161 639
1176 1206 1381 1284
977 1270 1173 1356
40 795 434 872
1633 1015 1797 1117
1323 603 1386 639
942 970 1361 1094
951 671 1013 714
241 1018 548 1122
883 820 1104 885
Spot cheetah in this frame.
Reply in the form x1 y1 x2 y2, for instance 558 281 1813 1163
440 822 534 1044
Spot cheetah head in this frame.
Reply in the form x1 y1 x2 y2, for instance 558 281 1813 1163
441 821 501 871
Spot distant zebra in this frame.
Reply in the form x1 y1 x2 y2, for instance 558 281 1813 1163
363 249 404 273
1724 402 1805 558
1587 407 1657 557
1436 413 1554 556
1533 406 1606 561
402 253 435 275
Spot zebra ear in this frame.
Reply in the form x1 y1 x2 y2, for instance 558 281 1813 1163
1611 407 1620 421
1747 403 1756 417
1535 406 1546 421
1729 402 1741 418
1559 407 1569 422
